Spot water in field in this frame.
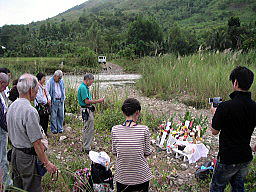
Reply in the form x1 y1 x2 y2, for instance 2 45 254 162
47 74 141 89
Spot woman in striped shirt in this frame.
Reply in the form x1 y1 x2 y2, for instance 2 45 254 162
111 98 152 192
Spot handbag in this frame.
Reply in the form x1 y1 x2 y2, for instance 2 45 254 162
35 86 51 116
35 96 50 116
36 103 50 116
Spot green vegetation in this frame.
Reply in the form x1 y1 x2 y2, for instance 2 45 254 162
52 0 256 33
0 57 100 79
40 91 165 191
134 51 256 108
1 1 256 190
1 1 256 59
40 91 256 191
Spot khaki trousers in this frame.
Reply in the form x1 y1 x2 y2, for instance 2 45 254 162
82 108 94 151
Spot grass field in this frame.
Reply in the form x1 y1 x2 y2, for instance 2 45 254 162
115 51 256 108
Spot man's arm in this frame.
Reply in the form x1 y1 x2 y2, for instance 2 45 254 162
84 98 104 105
35 88 45 105
33 140 57 173
45 80 51 101
210 104 223 136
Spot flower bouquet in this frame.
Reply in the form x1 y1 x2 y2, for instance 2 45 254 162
156 111 208 148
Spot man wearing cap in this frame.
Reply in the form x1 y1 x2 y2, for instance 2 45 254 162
0 72 12 189
46 70 65 134
77 73 104 153
7 73 57 192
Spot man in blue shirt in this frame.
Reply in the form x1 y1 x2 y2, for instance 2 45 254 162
210 66 256 192
77 73 104 154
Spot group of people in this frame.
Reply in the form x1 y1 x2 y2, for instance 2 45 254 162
0 66 256 192
0 69 65 191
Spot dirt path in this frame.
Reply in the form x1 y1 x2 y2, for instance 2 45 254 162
100 62 124 74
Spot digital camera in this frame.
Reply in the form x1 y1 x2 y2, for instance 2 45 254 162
209 97 223 108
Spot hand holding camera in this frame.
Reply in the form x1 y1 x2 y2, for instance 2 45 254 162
209 97 222 108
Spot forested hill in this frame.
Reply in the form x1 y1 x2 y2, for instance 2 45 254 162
0 0 256 58
51 0 256 31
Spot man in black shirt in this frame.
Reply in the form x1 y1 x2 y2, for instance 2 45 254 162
210 66 256 192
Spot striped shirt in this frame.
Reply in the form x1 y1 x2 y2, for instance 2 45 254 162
111 124 152 185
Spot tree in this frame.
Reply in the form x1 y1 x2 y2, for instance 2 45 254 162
127 16 163 56
228 17 242 49
206 27 231 51
167 24 198 55
86 22 103 53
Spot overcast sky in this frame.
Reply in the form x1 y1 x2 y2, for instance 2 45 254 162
0 0 87 27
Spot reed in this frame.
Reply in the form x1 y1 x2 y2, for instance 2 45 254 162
136 51 256 108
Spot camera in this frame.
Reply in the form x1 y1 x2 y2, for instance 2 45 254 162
209 97 223 108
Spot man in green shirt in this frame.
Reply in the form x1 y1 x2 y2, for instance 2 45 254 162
77 73 104 154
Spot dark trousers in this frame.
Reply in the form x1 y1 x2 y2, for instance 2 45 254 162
11 148 42 192
39 113 49 136
116 181 149 192
210 160 251 192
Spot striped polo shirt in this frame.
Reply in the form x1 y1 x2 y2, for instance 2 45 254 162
111 124 152 185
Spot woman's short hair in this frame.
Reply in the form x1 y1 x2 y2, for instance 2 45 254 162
17 74 38 95
36 72 45 81
0 68 10 74
122 98 141 116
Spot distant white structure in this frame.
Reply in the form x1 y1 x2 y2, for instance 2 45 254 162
60 61 64 68
98 56 106 64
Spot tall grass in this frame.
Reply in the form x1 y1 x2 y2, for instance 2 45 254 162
136 51 256 108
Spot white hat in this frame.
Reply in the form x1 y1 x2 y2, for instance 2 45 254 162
89 151 110 168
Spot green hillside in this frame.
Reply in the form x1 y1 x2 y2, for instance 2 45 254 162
0 0 255 58
51 0 256 31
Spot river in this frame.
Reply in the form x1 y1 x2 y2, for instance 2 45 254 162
62 73 142 89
